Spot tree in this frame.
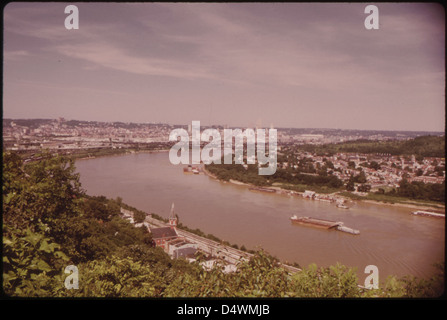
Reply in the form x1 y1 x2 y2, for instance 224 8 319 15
357 184 371 193
3 151 83 232
346 180 355 191
133 210 146 224
3 225 69 297
369 161 380 171
289 263 360 298
65 256 160 297
356 171 367 184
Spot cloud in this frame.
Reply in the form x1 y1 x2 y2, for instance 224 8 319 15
3 2 444 130
6 2 443 90
4 50 31 61
53 42 215 80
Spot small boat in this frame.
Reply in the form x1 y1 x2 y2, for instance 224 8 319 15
336 224 360 235
336 203 349 209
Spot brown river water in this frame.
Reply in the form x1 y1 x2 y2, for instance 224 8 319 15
75 151 445 282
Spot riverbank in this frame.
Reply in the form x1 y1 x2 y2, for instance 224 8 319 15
73 148 170 161
202 166 445 214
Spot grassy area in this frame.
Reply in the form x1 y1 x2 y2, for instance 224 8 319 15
276 183 342 194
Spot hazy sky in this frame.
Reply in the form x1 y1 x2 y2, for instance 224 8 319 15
3 2 445 131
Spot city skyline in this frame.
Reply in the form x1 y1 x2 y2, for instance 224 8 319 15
3 3 446 132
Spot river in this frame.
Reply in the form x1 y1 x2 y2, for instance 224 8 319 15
75 151 445 282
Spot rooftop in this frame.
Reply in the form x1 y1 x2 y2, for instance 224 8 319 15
150 226 178 239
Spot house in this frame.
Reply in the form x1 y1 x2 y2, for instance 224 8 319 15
151 226 178 250
167 238 197 259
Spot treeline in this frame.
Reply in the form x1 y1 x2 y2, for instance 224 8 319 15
386 179 445 203
299 135 445 158
206 163 344 191
2 151 444 297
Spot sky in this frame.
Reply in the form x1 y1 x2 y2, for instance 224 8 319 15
3 2 445 131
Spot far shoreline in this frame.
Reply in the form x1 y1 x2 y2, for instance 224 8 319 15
201 165 446 214
73 148 170 161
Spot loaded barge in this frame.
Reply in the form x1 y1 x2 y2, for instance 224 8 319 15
290 215 360 235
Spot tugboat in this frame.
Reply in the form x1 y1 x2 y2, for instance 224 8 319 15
411 210 445 218
336 199 349 209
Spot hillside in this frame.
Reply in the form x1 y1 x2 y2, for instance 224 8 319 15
298 135 445 158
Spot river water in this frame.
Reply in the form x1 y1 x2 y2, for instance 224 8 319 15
75 151 445 281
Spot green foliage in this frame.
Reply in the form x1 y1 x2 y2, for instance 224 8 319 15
3 151 82 233
3 225 69 297
163 251 289 297
346 180 355 191
231 251 291 297
395 179 445 202
81 196 120 222
163 251 362 298
50 212 152 264
133 210 146 224
66 256 159 297
380 263 445 298
206 163 344 191
289 263 360 298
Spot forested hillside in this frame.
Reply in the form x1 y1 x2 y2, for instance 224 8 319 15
299 135 445 158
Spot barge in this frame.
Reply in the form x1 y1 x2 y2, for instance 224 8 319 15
249 187 276 193
290 215 360 235
290 216 340 229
